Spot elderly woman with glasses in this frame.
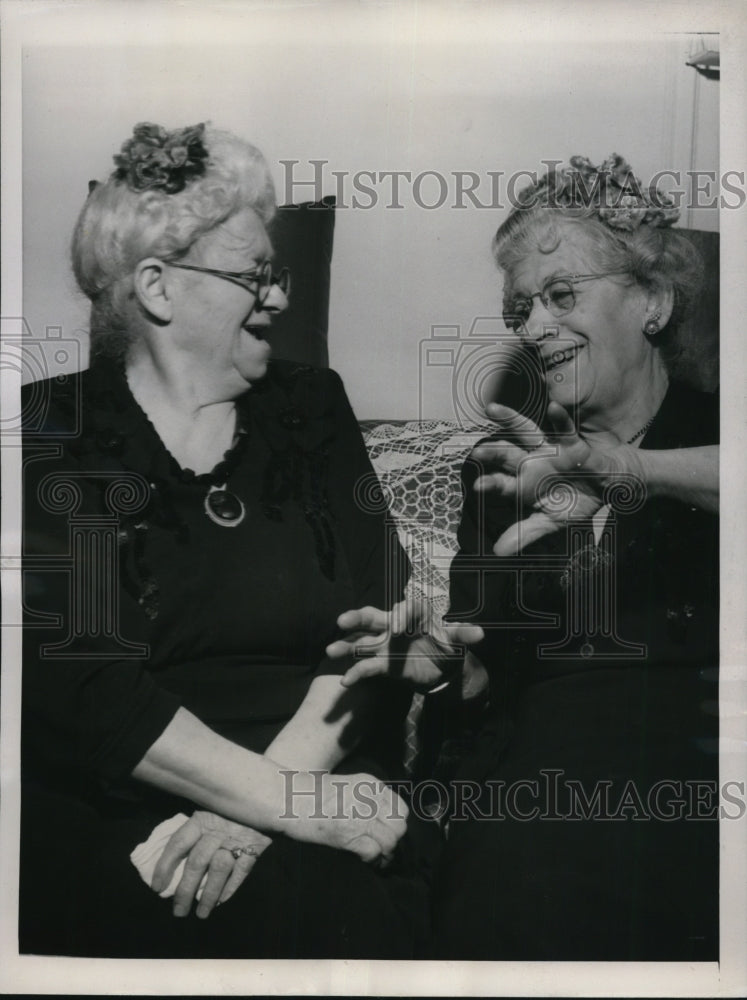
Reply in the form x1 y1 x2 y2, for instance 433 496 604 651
21 123 426 959
427 155 720 961
332 155 719 961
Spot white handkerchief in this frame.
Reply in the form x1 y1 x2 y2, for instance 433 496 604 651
130 813 207 900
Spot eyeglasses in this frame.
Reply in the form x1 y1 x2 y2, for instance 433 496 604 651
503 271 628 332
168 259 291 308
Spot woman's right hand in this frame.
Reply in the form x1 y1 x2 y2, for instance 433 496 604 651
325 600 483 692
280 770 409 867
472 401 627 555
133 712 409 880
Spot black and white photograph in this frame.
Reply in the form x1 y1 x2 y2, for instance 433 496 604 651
1 0 745 995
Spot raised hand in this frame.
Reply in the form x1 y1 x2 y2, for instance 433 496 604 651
472 401 638 555
326 599 483 692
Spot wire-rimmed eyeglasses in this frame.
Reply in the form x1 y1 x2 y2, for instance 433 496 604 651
168 259 291 308
503 271 628 332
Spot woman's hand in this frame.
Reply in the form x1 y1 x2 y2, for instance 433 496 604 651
282 770 409 867
472 401 641 555
151 811 271 919
325 599 484 692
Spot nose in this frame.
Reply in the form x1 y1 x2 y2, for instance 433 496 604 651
257 280 289 315
522 298 559 344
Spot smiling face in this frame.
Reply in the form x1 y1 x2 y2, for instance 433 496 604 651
167 206 287 400
505 221 661 428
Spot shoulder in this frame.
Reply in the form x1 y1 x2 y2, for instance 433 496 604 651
263 360 343 394
22 361 132 442
22 369 89 437
254 361 347 416
245 363 355 451
647 381 719 448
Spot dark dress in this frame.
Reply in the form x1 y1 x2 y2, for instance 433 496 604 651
20 357 427 958
430 381 719 961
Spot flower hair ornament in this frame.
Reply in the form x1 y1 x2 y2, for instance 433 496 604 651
518 153 681 232
113 122 209 194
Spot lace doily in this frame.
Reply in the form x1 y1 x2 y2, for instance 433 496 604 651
362 419 494 618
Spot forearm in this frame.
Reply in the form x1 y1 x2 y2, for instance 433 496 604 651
132 705 407 869
613 445 719 513
132 707 293 835
264 673 375 771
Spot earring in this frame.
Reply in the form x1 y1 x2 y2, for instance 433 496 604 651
643 311 661 337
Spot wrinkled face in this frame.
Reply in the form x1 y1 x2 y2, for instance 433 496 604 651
169 207 287 399
505 223 654 422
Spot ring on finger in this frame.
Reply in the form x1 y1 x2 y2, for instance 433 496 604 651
228 845 259 861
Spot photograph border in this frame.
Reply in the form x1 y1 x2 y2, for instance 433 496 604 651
2 1 745 995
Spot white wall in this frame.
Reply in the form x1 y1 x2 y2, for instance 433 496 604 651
17 2 721 419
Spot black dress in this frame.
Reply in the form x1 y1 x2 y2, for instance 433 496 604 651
430 382 719 961
20 358 427 958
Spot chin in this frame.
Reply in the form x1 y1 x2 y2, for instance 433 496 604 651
543 349 591 410
242 360 270 384
546 376 578 409
234 344 271 384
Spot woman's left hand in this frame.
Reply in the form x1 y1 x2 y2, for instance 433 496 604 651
150 811 272 919
472 401 639 555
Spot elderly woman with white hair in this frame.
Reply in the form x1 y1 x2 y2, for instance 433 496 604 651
20 122 427 959
430 155 720 961
331 154 720 961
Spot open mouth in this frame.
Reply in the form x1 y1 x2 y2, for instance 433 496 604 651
242 324 267 341
544 344 584 373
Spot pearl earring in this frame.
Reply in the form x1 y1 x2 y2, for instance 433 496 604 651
643 311 661 337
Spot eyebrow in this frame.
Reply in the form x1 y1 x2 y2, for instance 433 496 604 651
511 269 575 297
222 249 274 272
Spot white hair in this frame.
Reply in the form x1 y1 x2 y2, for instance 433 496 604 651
71 124 276 359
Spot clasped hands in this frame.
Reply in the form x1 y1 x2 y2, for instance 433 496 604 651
143 768 408 918
148 773 407 920
146 616 486 919
168 603 483 917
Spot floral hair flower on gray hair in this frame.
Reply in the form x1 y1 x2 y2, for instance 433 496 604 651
113 122 209 194
515 153 680 232
74 123 276 361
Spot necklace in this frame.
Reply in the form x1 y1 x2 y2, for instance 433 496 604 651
204 483 246 527
125 367 248 527
202 421 250 528
626 415 656 445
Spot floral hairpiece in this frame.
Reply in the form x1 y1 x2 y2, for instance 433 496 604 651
520 153 680 232
113 122 209 194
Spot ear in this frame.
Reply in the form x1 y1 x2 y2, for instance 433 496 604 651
644 282 674 331
133 258 173 323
